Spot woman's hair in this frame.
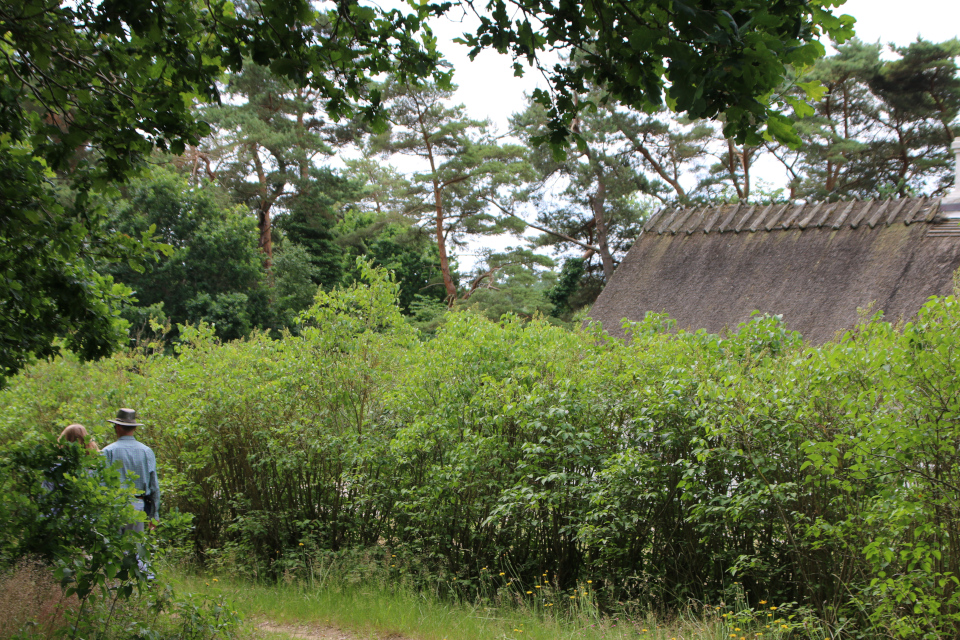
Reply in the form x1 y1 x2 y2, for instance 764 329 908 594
58 424 99 452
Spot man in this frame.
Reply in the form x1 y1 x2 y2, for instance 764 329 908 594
102 408 160 532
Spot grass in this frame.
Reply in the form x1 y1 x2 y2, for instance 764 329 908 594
169 570 815 640
0 558 79 638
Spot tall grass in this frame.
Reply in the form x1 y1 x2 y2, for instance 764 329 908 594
0 559 78 638
173 567 815 640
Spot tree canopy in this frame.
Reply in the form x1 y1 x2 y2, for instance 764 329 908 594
0 0 444 382
459 0 856 147
0 0 872 382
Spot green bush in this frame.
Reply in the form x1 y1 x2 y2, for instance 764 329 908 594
0 437 240 640
2 265 960 638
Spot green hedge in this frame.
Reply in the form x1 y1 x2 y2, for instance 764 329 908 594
3 265 959 637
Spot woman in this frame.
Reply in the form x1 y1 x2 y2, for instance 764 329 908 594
58 424 99 453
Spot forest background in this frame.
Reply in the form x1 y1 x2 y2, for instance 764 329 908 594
3 0 960 638
1 0 959 372
75 32 960 346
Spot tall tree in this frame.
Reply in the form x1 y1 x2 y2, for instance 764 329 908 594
274 167 363 290
367 79 533 300
0 0 444 382
769 39 960 200
202 63 344 264
336 156 449 311
510 95 670 283
103 168 267 341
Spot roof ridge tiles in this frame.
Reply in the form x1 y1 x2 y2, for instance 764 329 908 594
718 203 742 233
734 204 757 232
903 197 927 225
764 203 791 231
832 200 858 229
749 203 775 232
798 202 824 229
814 202 838 228
657 208 679 234
685 206 708 234
780 202 806 229
647 197 947 235
867 200 892 228
643 208 666 233
885 198 910 226
669 206 698 234
849 201 873 228
703 207 724 233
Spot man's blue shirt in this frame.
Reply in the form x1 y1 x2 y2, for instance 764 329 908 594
102 436 160 520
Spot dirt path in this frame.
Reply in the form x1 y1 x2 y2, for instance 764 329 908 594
257 621 414 640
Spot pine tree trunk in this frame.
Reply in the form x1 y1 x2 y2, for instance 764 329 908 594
433 180 457 300
590 179 616 282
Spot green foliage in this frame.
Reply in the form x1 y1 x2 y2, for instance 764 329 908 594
782 38 960 199
334 207 448 313
546 258 586 320
0 139 147 383
0 0 444 384
274 168 361 290
270 244 322 327
457 248 558 321
0 437 158 639
459 0 855 149
0 439 143 574
104 169 267 342
6 272 960 636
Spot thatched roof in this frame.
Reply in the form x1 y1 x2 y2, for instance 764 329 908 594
590 197 960 344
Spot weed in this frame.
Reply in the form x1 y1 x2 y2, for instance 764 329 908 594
0 558 78 638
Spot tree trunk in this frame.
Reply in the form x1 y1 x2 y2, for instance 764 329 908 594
258 202 273 267
590 178 616 281
251 146 274 267
419 111 457 300
433 179 457 300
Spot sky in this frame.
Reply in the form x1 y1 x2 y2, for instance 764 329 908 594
387 0 960 269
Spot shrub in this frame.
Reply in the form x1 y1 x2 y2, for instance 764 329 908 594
2 266 960 637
